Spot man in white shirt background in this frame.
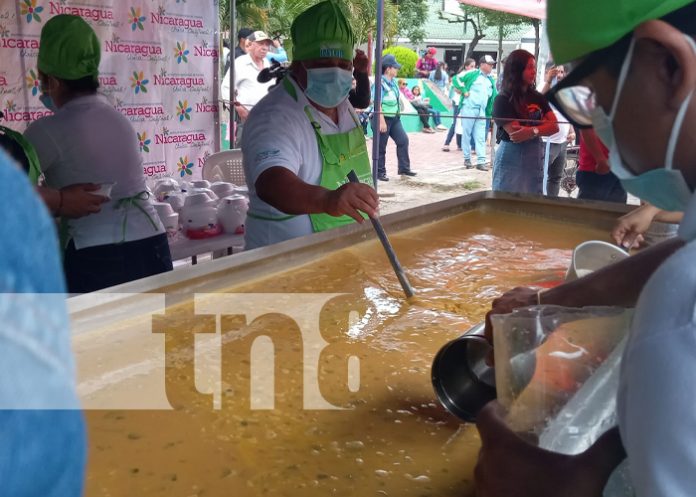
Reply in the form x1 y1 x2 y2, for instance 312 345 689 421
221 30 274 146
541 63 576 196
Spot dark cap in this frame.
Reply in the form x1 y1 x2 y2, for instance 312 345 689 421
382 54 401 69
238 27 254 40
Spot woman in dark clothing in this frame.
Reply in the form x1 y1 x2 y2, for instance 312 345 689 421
492 50 559 194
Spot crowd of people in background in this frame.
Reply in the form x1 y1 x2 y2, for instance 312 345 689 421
219 36 627 206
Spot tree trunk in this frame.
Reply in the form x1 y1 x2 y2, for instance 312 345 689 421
497 23 503 77
533 19 540 61
466 32 484 59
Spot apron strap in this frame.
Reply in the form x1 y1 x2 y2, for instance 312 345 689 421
114 191 159 244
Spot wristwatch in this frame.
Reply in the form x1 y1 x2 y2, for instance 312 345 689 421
532 127 539 137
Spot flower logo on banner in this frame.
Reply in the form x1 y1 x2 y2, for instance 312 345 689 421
5 100 17 112
20 0 44 23
177 156 193 177
25 69 40 96
0 25 9 38
176 100 192 122
174 42 189 64
129 7 146 31
130 71 149 94
137 132 151 153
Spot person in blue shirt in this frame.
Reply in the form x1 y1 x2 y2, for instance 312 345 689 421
265 35 289 64
0 147 87 496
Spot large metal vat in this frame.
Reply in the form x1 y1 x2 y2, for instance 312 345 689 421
69 192 631 497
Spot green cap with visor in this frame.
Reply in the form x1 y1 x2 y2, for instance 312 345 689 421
547 0 694 64
37 14 101 80
291 0 355 62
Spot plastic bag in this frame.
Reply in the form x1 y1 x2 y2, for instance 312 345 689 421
491 305 632 447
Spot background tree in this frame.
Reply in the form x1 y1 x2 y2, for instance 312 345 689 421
218 0 426 49
440 5 534 60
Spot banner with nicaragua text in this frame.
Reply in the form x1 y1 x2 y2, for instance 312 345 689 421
1 0 221 181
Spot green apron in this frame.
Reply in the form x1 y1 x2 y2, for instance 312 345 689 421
0 125 42 184
248 78 374 233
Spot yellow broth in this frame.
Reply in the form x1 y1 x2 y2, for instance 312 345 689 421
83 211 609 497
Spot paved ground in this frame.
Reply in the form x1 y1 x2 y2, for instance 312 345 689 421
367 129 496 215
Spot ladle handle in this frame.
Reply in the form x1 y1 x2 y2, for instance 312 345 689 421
347 170 414 298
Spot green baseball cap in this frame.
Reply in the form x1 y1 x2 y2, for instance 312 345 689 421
291 0 355 62
548 0 693 64
38 14 101 80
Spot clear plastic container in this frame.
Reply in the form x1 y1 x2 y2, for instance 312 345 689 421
491 305 632 445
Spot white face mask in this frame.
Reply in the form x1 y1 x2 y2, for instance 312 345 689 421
590 36 696 211
303 65 353 108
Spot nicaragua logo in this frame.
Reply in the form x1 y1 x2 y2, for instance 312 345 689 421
150 11 203 29
177 156 193 177
153 73 205 89
174 41 189 64
49 2 114 22
195 97 217 114
129 6 146 31
130 70 149 94
155 130 206 146
137 131 151 152
0 36 40 49
20 0 44 23
105 40 162 57
176 100 192 121
3 99 52 122
25 69 40 96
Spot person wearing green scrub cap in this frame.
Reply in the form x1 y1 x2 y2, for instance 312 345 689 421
24 14 172 292
473 2 696 497
239 0 378 249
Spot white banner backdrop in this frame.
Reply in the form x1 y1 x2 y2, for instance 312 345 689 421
1 0 221 181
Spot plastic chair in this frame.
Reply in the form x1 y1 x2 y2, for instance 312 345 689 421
202 149 246 186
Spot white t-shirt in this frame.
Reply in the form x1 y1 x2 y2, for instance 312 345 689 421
241 76 361 250
543 104 571 144
616 191 696 497
24 94 164 250
221 54 273 110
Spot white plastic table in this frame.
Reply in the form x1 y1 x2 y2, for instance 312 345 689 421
168 232 244 264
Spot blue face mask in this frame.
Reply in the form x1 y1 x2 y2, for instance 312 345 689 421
303 66 353 108
591 36 696 212
39 93 57 112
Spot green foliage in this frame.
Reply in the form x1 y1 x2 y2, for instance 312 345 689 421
219 0 406 49
392 0 428 44
381 46 418 78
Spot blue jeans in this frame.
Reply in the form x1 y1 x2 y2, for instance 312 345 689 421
373 116 411 176
545 142 568 197
576 170 627 203
460 105 488 164
492 139 544 194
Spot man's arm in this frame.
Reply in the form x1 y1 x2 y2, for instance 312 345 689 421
349 49 371 109
475 401 626 497
38 184 107 218
255 167 378 223
580 128 610 173
485 236 685 336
